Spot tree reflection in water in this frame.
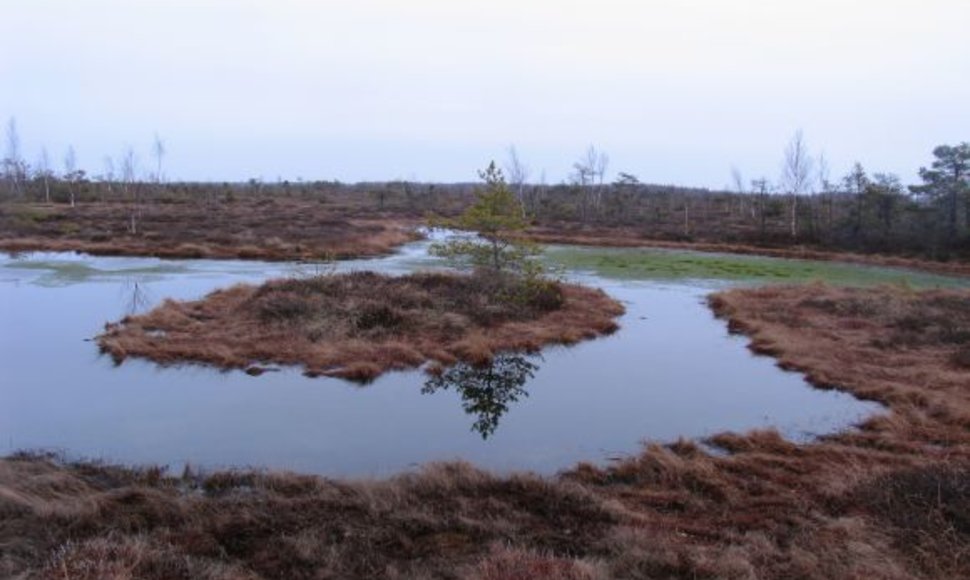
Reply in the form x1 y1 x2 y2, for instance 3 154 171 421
120 277 152 315
422 353 540 439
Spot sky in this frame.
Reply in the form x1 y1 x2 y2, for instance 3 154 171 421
2 0 968 188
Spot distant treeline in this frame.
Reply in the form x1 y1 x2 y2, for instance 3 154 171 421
2 119 968 260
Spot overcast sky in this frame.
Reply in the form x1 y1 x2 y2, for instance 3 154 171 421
2 0 968 188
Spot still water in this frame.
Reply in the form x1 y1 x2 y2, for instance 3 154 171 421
0 235 891 476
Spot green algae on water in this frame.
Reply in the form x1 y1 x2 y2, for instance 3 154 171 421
545 246 970 289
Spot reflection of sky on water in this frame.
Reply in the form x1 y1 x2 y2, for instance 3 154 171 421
0 238 883 477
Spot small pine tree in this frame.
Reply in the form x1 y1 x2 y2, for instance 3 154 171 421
431 161 539 274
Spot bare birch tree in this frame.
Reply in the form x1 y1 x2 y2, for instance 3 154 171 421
780 130 814 239
731 166 745 194
751 177 772 240
816 152 833 235
590 146 609 212
151 133 165 184
534 169 547 219
63 146 78 207
571 145 609 220
35 147 52 203
504 145 529 216
843 162 870 240
570 154 594 221
102 156 115 202
731 166 749 218
4 117 26 198
121 146 140 233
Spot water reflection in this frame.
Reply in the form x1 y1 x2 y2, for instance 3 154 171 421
4 255 189 287
422 354 540 439
119 277 153 315
0 248 884 476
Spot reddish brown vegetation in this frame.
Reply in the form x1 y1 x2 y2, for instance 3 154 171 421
97 271 624 381
6 285 970 579
5 196 970 279
0 199 419 260
0 457 616 579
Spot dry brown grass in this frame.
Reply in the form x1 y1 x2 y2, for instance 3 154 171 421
97 270 625 381
0 199 419 260
0 456 621 579
8 285 970 579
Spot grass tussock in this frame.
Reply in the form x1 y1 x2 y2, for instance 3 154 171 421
9 284 970 578
0 456 619 579
97 270 624 380
709 285 970 434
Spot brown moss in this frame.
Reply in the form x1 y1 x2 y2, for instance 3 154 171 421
0 199 419 261
97 271 625 380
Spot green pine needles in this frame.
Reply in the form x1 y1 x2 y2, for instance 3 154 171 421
430 162 561 309
430 161 539 275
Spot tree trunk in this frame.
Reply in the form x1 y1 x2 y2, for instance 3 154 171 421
790 195 798 239
683 200 690 237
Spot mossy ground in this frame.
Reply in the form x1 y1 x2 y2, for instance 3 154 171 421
546 245 970 288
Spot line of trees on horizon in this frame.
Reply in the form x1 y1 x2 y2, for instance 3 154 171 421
498 134 970 259
2 116 968 260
